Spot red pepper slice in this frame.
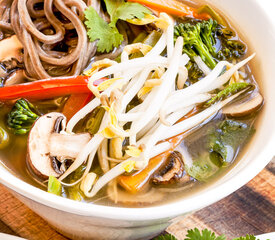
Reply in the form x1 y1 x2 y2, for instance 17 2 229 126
62 93 93 121
0 76 106 101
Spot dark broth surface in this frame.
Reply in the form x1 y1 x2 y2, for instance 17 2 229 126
0 0 263 207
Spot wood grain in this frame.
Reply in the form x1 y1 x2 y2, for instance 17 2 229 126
0 159 274 240
0 187 67 240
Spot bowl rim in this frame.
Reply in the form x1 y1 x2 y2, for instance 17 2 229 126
0 0 275 222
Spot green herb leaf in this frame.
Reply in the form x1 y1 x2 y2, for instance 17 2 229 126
206 82 252 106
186 152 221 182
153 233 178 240
233 235 259 240
84 7 123 53
185 228 226 240
209 120 255 163
84 0 151 53
64 165 86 201
105 0 151 25
151 228 260 240
48 176 62 196
186 120 254 182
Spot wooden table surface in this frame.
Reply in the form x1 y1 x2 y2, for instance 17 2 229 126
0 158 274 240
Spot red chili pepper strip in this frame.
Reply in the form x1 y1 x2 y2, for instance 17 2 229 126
0 76 107 101
62 93 93 121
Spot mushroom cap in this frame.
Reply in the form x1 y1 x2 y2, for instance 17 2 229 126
27 112 66 179
222 92 263 117
152 151 189 185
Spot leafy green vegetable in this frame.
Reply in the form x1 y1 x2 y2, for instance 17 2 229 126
185 228 226 240
174 19 217 69
186 120 254 181
216 26 246 61
187 152 221 182
154 228 262 240
217 41 246 60
86 107 106 135
48 176 62 196
105 0 151 26
206 82 253 106
154 233 177 240
233 235 259 240
85 7 123 53
7 99 39 135
84 0 151 53
64 165 86 201
209 120 255 163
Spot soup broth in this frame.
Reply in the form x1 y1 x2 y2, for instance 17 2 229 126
0 0 263 207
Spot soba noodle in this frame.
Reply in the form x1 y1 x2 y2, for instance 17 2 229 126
1 0 105 80
0 0 13 38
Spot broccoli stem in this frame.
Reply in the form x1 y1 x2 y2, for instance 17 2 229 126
174 20 218 69
195 42 217 69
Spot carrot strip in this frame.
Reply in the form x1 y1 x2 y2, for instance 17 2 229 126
118 107 199 193
118 136 184 193
128 0 210 20
62 93 93 121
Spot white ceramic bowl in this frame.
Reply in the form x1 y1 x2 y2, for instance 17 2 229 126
0 0 275 239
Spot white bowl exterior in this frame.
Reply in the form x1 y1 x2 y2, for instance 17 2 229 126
0 0 274 239
13 192 171 240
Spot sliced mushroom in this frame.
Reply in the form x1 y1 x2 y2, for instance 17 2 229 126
4 69 25 86
0 36 25 86
49 133 91 159
223 92 263 117
0 58 25 86
27 112 91 179
0 35 23 62
152 151 190 185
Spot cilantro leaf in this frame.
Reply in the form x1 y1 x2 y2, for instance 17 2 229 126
185 120 254 182
233 235 259 240
153 233 178 240
153 229 261 240
104 0 151 26
84 7 123 53
209 120 255 163
186 152 221 182
185 228 226 240
84 0 151 53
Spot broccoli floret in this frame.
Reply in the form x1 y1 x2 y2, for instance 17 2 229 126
7 99 39 135
200 18 218 56
175 19 247 65
174 19 217 69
